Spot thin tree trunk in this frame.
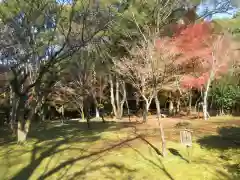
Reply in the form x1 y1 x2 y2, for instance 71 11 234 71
142 94 154 122
95 107 100 118
142 100 149 122
169 100 174 116
119 81 127 119
93 97 100 118
116 79 120 118
194 96 201 112
100 110 105 123
176 98 180 114
125 99 130 122
84 102 91 129
80 104 85 121
10 92 18 133
91 90 101 119
155 94 166 156
86 116 90 129
109 75 117 118
203 91 208 120
188 90 192 115
136 96 139 111
220 105 225 116
39 106 46 122
110 76 126 120
39 97 48 122
37 96 47 122
203 78 211 120
168 92 174 115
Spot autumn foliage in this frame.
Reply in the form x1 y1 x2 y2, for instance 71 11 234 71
167 22 235 90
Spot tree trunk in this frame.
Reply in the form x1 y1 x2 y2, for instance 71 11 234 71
109 75 117 118
109 76 126 120
95 107 100 118
10 92 18 133
80 106 85 121
142 94 154 122
220 106 225 116
17 120 29 143
85 107 91 129
155 94 166 156
203 78 211 120
86 117 90 129
169 100 174 116
188 90 192 115
100 112 105 123
136 96 140 111
194 96 201 112
39 103 47 122
92 95 101 119
168 91 174 115
176 98 180 114
119 81 127 119
142 102 147 122
116 79 120 117
125 99 131 122
203 91 208 120
17 97 30 143
83 97 91 129
143 100 149 122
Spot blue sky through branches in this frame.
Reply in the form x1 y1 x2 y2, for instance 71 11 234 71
196 0 239 20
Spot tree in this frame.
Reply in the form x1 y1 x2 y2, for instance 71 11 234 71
108 74 126 119
0 0 114 142
114 40 156 121
114 36 180 156
180 75 195 114
60 48 102 127
174 22 236 120
210 73 240 115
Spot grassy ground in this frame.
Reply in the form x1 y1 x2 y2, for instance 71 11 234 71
0 116 239 180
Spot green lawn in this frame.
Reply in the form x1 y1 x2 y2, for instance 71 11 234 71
0 118 239 180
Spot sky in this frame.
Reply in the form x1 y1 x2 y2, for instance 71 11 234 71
196 0 239 20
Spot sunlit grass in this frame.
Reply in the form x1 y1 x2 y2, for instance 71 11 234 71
209 115 240 121
0 118 239 180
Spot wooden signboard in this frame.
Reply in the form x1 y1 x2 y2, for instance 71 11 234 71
180 129 193 147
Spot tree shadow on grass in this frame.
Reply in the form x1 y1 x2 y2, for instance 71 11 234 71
168 148 189 163
8 134 140 180
127 143 175 180
197 126 240 180
197 126 240 150
0 120 141 180
28 120 140 142
0 126 15 146
67 163 137 180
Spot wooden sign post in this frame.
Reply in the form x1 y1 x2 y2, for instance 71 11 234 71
180 129 193 163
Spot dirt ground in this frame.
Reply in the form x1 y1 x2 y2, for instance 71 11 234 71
110 114 240 143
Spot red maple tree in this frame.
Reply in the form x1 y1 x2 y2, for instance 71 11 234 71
171 22 235 119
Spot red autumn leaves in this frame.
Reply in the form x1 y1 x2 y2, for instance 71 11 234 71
155 22 233 90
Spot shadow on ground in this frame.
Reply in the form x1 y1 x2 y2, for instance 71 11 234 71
168 148 189 163
0 120 141 180
0 126 15 146
197 126 240 150
197 126 240 180
66 162 137 180
127 144 175 180
29 120 122 141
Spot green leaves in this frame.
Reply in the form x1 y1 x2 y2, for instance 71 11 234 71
210 75 240 111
